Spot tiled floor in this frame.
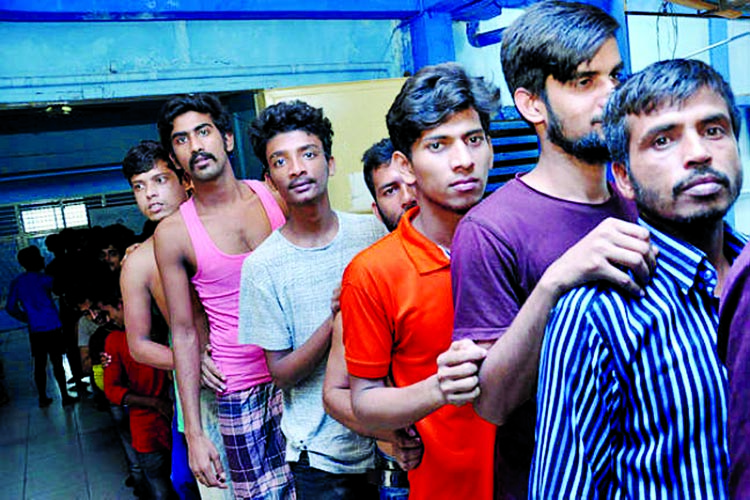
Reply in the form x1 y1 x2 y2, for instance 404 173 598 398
0 323 137 500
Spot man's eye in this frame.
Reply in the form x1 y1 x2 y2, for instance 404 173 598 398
705 126 726 138
174 136 186 145
303 151 317 159
272 158 286 168
428 142 443 151
382 186 398 197
468 135 485 145
133 184 144 191
198 128 210 137
653 136 671 149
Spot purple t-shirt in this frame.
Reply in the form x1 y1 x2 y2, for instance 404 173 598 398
721 242 750 499
451 176 637 499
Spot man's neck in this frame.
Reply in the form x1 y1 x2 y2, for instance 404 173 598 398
281 195 339 248
523 142 610 203
411 196 464 250
646 215 730 294
191 164 244 209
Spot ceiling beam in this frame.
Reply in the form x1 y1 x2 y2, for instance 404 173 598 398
0 0 517 22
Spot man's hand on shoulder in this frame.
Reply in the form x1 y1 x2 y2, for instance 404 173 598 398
542 218 657 298
436 339 487 406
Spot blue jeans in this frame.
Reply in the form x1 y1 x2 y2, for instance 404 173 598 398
109 404 143 488
137 448 176 500
290 451 378 500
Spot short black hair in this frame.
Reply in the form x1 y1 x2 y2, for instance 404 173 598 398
362 138 395 199
17 245 43 272
501 0 619 97
603 58 741 169
157 94 234 156
387 62 500 160
248 100 334 174
122 140 184 184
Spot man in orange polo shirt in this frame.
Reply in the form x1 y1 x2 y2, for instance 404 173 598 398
342 63 500 500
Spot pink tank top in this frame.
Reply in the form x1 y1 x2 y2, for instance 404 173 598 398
180 180 285 394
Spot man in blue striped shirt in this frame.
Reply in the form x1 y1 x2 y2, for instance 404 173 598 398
531 59 745 499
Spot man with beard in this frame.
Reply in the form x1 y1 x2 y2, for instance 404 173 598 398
439 3 655 497
531 58 744 499
361 138 417 232
154 94 293 498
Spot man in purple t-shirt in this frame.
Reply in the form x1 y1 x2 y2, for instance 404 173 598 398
720 244 750 499
436 3 656 498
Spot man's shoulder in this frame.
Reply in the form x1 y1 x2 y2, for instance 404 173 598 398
553 283 633 331
339 212 387 239
121 238 158 287
345 232 405 281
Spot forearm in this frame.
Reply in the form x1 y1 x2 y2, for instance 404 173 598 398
351 375 445 432
129 336 175 371
324 386 400 441
268 316 333 390
173 324 204 438
122 392 161 410
475 277 563 425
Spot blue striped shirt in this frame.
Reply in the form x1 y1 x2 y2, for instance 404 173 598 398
530 220 745 500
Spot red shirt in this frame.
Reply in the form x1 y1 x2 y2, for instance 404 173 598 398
343 207 495 500
104 329 171 453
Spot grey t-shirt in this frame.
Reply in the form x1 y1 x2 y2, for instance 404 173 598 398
239 211 387 474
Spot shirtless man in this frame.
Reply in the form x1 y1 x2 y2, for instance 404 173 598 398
119 140 199 499
154 94 293 499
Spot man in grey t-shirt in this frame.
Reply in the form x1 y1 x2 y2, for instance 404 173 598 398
239 100 386 500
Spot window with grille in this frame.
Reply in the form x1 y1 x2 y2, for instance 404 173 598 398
19 201 89 234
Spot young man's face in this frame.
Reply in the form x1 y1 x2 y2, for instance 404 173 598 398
130 159 189 222
615 87 742 227
97 302 125 329
169 111 234 183
266 130 334 206
78 299 106 325
406 107 492 215
99 245 122 272
542 37 624 164
371 161 417 232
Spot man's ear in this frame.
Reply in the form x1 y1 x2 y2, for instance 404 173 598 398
391 151 416 185
327 156 336 177
223 132 235 154
612 161 636 200
371 202 383 223
514 87 546 126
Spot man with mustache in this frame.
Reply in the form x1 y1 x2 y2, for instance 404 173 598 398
154 94 293 499
531 58 744 498
240 100 387 500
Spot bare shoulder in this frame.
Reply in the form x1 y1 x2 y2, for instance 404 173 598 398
121 238 158 287
153 210 190 253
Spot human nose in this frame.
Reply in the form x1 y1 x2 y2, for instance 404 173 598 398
401 183 417 208
451 142 474 172
288 156 306 177
683 129 711 168
145 181 158 198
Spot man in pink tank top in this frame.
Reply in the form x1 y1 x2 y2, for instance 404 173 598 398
154 94 294 499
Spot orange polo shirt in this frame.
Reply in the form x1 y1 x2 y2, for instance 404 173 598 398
342 207 495 500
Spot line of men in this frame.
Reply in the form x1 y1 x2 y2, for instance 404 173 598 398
88 1 750 498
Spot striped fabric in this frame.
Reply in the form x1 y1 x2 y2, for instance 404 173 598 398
530 220 745 500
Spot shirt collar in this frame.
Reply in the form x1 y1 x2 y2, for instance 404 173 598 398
397 206 451 275
640 218 746 297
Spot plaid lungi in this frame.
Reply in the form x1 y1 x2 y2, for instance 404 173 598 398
217 382 295 500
